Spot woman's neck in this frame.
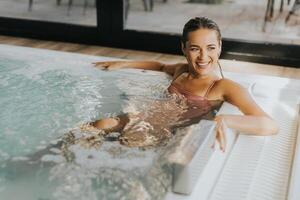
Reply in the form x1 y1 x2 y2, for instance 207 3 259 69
187 71 216 80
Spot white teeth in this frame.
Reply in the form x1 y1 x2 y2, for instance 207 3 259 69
196 62 209 66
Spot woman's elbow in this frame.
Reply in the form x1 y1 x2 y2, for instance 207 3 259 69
266 123 279 135
260 117 279 136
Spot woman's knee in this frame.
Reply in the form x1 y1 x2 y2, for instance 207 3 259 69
93 118 120 130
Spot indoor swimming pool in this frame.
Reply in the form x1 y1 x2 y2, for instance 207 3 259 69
0 44 300 200
0 44 220 200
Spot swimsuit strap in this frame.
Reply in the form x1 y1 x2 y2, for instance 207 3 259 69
204 80 218 98
171 73 219 98
172 72 184 83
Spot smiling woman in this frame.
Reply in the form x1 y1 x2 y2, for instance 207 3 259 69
92 17 279 151
181 17 222 79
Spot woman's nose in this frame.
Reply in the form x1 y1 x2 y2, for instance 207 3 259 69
198 50 208 59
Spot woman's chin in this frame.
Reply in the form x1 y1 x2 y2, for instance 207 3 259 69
194 66 212 76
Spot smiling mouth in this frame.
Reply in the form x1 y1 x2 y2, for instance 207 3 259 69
195 61 210 68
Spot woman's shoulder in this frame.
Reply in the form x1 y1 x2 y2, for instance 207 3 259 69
216 78 243 88
215 78 247 96
172 64 188 78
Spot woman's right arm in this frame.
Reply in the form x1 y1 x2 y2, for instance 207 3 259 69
93 60 187 76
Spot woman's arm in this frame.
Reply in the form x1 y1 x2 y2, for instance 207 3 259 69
215 114 278 136
93 60 164 71
214 79 279 151
218 79 279 136
93 60 187 76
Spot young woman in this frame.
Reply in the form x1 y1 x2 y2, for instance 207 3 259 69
91 17 279 151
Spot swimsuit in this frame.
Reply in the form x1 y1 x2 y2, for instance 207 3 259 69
168 75 222 123
88 74 223 148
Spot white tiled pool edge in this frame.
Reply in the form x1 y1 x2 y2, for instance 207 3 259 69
165 75 300 200
288 105 300 200
165 102 240 200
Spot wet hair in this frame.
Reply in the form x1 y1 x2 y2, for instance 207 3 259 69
182 17 224 78
181 17 221 47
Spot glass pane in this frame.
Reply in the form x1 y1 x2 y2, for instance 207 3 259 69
125 0 300 45
0 0 97 26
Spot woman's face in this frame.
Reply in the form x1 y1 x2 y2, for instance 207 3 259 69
182 28 221 77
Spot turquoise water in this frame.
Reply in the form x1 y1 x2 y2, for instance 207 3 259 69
0 56 169 158
0 46 172 200
0 58 118 158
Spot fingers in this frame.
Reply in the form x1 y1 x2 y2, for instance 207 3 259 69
217 125 226 152
92 62 111 69
92 61 122 71
215 116 227 152
211 142 215 149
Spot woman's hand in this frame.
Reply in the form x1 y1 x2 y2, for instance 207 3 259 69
214 115 227 152
92 61 125 70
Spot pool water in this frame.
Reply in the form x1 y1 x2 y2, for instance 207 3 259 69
0 44 221 200
0 45 189 200
0 51 172 156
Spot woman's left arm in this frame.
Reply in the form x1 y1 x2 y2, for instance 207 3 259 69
216 79 279 136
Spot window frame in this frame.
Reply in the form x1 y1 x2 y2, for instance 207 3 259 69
0 0 298 68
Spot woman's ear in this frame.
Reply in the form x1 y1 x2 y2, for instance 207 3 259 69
218 41 222 57
181 42 186 56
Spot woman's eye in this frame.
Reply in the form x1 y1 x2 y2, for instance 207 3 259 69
190 48 198 52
